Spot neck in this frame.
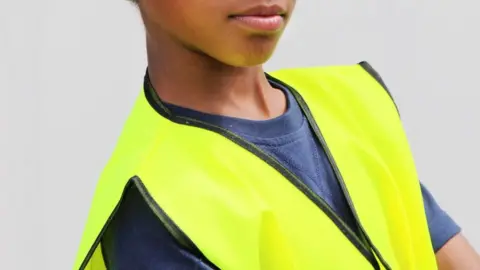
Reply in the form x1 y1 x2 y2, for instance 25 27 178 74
145 36 286 120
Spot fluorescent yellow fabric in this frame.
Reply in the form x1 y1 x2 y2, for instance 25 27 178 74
73 63 437 270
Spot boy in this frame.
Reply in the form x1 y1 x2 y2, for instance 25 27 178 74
74 0 480 269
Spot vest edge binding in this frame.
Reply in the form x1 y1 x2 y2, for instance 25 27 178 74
358 61 400 116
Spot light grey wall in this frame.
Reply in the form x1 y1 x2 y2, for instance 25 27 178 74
1 0 478 269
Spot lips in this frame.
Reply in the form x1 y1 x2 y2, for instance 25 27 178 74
230 4 287 18
229 4 287 32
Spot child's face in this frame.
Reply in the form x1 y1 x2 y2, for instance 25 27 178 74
140 0 296 67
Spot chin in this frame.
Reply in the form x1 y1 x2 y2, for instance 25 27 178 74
220 47 277 67
197 32 282 67
231 56 272 67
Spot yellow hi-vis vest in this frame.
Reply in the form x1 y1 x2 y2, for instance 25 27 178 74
73 61 437 270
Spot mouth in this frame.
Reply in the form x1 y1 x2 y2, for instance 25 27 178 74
229 5 287 32
230 4 287 18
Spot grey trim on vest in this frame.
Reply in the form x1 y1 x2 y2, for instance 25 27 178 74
358 61 400 116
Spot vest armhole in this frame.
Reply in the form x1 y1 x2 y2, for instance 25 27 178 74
358 61 400 116
131 176 220 270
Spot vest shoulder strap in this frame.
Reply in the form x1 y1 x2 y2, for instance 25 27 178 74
358 61 400 116
270 61 399 116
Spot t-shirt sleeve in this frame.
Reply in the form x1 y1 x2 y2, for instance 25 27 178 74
101 184 215 270
420 182 461 252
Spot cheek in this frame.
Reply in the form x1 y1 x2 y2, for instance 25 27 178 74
146 1 224 22
148 2 222 35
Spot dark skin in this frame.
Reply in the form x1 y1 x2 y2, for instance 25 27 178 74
138 0 295 120
137 0 480 268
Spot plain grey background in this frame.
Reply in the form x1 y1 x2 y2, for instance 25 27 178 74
1 0 479 269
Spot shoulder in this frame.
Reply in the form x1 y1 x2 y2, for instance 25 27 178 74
356 61 399 115
269 61 399 115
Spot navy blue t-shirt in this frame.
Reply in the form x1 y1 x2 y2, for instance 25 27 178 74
102 79 460 269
